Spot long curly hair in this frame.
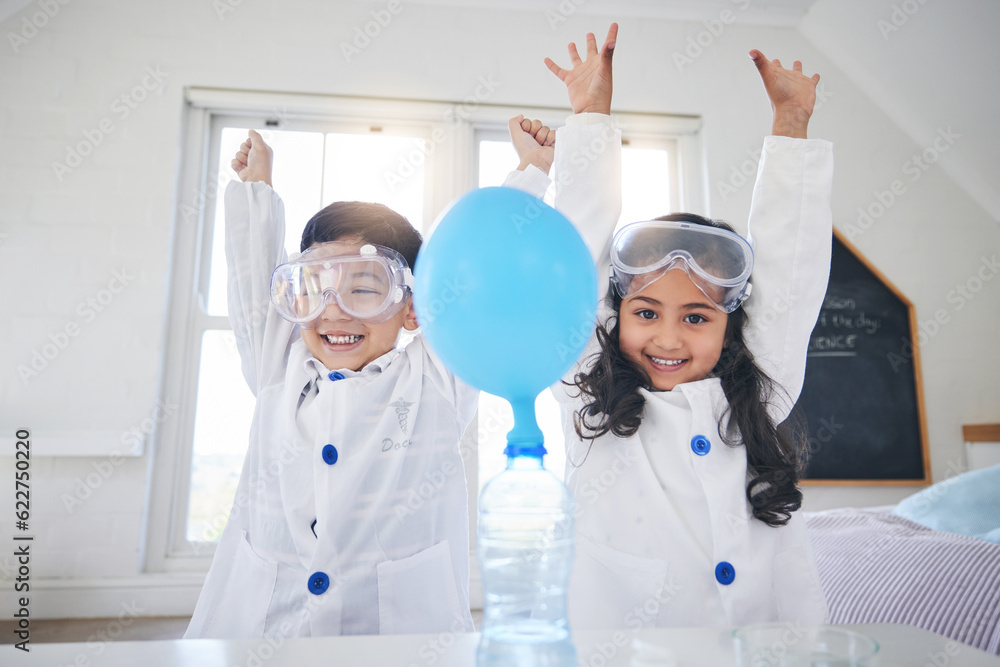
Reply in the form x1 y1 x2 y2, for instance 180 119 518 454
570 213 804 527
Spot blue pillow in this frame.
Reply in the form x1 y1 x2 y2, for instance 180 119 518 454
892 464 1000 544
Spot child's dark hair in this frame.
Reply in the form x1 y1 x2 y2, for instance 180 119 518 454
300 201 422 269
571 213 804 527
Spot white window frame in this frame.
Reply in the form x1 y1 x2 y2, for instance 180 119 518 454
145 87 705 608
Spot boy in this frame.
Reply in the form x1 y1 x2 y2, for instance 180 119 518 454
185 131 477 638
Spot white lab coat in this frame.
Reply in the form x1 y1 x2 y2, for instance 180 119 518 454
512 115 834 629
184 181 478 639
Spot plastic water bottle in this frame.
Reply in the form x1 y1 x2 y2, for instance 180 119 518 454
476 442 576 667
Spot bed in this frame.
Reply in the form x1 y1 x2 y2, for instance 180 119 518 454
805 505 1000 655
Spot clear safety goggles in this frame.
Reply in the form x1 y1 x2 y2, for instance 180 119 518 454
610 220 754 313
270 241 413 327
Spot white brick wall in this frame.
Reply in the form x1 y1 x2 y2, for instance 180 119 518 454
0 0 997 618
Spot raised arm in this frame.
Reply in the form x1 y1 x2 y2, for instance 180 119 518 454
544 24 623 400
225 130 296 394
502 115 557 200
742 52 833 421
548 23 622 268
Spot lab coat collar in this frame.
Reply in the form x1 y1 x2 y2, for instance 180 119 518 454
654 377 729 423
643 376 723 398
670 376 723 397
301 345 405 380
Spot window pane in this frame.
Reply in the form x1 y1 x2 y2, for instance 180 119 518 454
207 128 325 316
187 330 255 542
620 146 672 225
270 130 327 257
322 133 426 230
478 140 517 189
477 139 672 225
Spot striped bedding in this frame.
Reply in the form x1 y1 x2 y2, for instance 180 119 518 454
805 506 1000 655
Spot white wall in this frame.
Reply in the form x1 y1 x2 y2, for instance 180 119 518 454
0 0 997 617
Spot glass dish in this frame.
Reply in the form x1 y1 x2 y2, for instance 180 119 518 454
733 623 879 666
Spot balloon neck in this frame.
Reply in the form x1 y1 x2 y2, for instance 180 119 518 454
504 442 547 460
503 398 546 460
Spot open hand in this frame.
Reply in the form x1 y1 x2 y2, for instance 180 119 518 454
749 50 819 139
544 23 618 115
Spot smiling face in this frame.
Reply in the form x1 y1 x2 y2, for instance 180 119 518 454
617 268 728 391
294 238 418 372
300 297 418 372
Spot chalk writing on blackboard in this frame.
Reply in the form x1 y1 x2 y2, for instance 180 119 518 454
807 296 883 359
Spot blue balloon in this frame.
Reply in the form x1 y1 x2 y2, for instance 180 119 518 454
415 187 597 450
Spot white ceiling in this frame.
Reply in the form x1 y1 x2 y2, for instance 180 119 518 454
0 0 32 23
413 0 999 221
801 0 1000 222
408 0 821 26
4 0 994 219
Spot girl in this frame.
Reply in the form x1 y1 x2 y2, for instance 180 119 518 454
512 27 832 629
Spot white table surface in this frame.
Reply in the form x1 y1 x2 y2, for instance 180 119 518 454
10 624 1000 666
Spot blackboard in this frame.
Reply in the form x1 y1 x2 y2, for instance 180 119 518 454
794 230 929 484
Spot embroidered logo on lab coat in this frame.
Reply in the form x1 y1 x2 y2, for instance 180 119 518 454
389 398 414 434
